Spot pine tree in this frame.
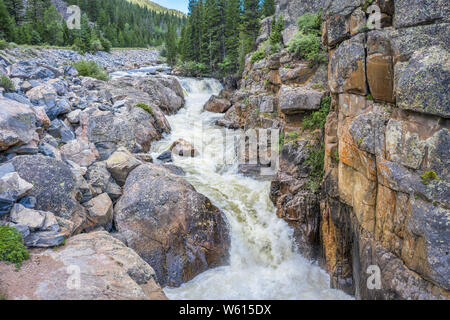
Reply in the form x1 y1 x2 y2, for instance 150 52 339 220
224 0 241 72
0 0 14 41
262 0 275 18
241 0 260 54
80 13 91 52
43 5 64 46
165 22 177 66
4 0 24 24
269 15 284 50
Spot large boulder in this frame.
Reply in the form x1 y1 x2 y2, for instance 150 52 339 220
83 193 113 231
114 164 230 287
0 231 167 300
105 147 142 186
0 97 37 152
78 109 135 160
169 139 199 158
60 137 100 167
126 105 171 153
279 85 325 114
10 155 86 234
203 95 231 113
0 170 33 216
85 161 122 200
135 76 185 115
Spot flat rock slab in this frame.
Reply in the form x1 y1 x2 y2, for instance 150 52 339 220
0 231 167 300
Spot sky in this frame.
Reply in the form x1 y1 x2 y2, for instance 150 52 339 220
152 0 189 13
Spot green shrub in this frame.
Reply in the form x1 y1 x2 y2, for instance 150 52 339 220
297 12 322 36
100 37 112 53
0 75 15 92
269 15 285 53
367 93 374 101
304 144 325 192
302 96 331 130
284 131 300 144
362 0 374 12
177 61 209 77
90 39 104 53
0 40 9 50
136 103 154 116
277 131 285 153
0 225 30 269
421 171 439 185
73 60 108 81
288 11 327 65
251 47 266 64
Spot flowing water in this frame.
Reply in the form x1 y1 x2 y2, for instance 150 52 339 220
146 76 352 300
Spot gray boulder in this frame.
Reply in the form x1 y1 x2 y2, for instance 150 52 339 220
85 161 122 200
0 97 37 151
114 164 230 287
11 155 87 234
135 76 185 115
279 85 324 114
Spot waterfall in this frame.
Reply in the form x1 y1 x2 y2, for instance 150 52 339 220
147 77 352 300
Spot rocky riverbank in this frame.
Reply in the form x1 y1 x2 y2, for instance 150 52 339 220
0 47 230 300
214 0 449 300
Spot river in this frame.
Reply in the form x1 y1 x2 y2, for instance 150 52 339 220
145 76 352 300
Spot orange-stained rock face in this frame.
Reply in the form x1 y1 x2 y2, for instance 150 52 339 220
367 54 395 103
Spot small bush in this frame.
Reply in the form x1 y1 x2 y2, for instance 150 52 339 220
269 15 285 53
297 12 322 36
136 103 154 116
100 37 112 53
73 60 108 81
177 61 209 77
251 47 266 64
288 11 327 65
277 131 285 153
304 143 325 192
284 131 300 144
0 75 15 92
362 0 374 12
0 225 30 269
302 96 331 130
0 40 9 50
421 171 439 185
90 39 104 53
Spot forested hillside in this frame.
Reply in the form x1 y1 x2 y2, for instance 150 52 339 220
0 0 185 50
172 0 276 77
127 0 185 17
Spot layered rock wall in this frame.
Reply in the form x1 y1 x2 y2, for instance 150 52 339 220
320 0 449 299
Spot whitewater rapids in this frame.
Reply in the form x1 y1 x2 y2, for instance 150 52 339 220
146 76 351 300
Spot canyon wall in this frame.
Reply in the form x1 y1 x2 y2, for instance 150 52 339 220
320 0 449 299
218 0 449 299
